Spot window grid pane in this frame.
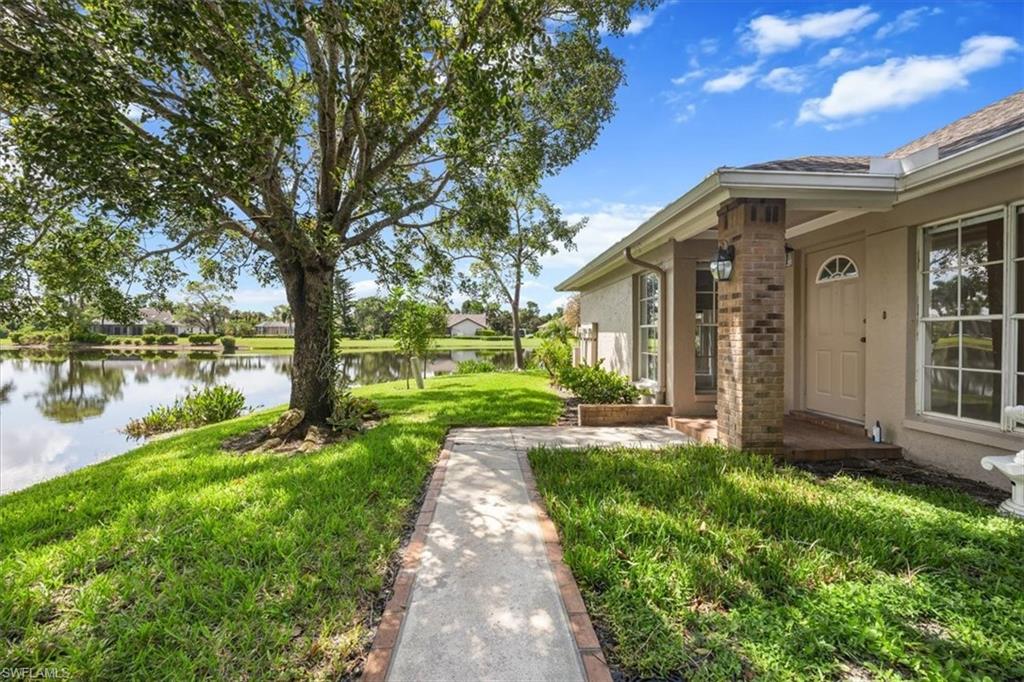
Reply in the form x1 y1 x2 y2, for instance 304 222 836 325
638 272 659 383
920 212 1006 425
696 265 717 394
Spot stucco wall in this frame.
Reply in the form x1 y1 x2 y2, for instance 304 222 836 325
579 276 633 378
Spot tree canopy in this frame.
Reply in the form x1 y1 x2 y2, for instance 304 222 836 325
1 0 651 424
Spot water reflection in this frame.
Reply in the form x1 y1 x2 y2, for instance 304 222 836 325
0 348 519 494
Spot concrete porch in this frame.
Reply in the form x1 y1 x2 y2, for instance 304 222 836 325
667 412 903 461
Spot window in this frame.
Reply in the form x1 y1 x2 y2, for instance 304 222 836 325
1014 204 1023 429
638 272 659 383
696 266 717 393
919 206 1021 427
816 255 859 283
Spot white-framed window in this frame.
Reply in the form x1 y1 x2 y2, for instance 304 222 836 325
695 265 717 393
1013 203 1023 430
918 202 1022 429
637 271 659 383
816 255 859 283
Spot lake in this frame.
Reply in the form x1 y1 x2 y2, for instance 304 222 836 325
0 348 522 494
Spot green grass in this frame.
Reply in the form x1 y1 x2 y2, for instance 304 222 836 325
0 372 559 679
529 445 1024 681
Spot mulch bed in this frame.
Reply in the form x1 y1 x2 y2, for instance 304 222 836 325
791 457 1008 507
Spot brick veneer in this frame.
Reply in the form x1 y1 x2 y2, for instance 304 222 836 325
577 404 673 426
715 198 787 453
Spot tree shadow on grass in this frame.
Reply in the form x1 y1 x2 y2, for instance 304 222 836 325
530 445 1024 680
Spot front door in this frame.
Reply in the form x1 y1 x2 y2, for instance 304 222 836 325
805 242 865 421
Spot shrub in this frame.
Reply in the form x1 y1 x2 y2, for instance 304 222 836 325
456 359 496 374
69 329 108 344
141 334 158 345
535 338 572 380
327 389 385 433
123 385 248 439
189 333 217 345
157 334 178 345
219 336 236 352
143 323 165 335
178 331 190 337
134 339 143 346
557 360 643 404
45 331 69 346
9 331 22 345
474 328 497 337
0 326 7 339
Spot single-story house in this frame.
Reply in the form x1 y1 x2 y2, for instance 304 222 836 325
91 307 199 336
558 90 1024 487
447 314 487 337
254 320 295 336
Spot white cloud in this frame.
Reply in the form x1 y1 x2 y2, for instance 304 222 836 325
760 67 807 93
798 34 1020 124
674 103 697 123
744 5 879 55
703 63 759 93
543 295 570 314
817 46 889 67
875 6 942 40
230 287 287 306
351 278 382 299
671 69 705 85
624 10 657 35
543 202 661 269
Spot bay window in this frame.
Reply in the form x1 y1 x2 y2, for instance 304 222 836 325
919 203 1022 429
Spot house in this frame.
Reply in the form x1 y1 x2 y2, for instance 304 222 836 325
447 313 487 337
254 320 295 336
90 307 199 336
558 90 1024 487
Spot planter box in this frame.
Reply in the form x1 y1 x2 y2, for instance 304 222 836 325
577 403 673 426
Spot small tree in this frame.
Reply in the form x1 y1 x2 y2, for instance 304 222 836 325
390 290 446 389
333 275 357 339
446 187 584 370
175 281 231 334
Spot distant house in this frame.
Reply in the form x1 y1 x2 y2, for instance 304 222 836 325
254 320 295 336
446 314 487 337
90 308 199 336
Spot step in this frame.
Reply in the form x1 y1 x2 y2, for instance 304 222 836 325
666 416 718 444
788 410 867 438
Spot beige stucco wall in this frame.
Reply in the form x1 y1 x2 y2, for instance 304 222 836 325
579 276 633 378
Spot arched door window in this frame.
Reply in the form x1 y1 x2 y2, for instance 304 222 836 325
816 255 859 283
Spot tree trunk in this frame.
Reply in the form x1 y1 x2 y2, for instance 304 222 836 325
510 295 524 371
413 356 424 389
282 263 336 424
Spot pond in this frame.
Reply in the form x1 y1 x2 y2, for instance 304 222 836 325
0 348 523 494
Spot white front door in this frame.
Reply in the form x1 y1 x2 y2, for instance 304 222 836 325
805 242 866 421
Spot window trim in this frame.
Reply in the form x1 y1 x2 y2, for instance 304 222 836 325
915 201 1023 431
815 255 860 283
636 271 660 384
695 263 718 394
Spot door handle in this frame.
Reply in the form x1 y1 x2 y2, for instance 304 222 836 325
860 337 866 343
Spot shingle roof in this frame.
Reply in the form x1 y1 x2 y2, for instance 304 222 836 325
446 313 487 329
735 90 1024 174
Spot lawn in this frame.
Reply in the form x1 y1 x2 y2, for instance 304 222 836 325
0 372 560 679
529 444 1024 681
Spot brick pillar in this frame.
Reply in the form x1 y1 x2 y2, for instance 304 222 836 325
716 198 786 452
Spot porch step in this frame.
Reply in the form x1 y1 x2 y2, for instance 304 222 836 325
788 410 866 438
666 416 718 444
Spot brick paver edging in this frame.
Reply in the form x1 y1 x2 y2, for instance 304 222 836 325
514 447 613 682
360 437 452 681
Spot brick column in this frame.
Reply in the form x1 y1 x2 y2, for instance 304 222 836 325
716 198 786 452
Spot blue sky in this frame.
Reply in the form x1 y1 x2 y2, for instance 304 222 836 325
227 1 1024 314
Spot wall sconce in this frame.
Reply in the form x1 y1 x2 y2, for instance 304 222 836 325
785 244 795 267
709 245 734 281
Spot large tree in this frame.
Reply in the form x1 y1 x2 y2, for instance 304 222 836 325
175 280 231 334
1 0 645 426
447 188 583 369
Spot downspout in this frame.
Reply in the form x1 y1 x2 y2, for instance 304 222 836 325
624 245 667 404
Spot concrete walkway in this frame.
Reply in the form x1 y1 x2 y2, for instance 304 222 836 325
384 426 690 682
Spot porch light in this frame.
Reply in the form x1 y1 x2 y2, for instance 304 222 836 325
785 244 795 267
709 245 734 281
